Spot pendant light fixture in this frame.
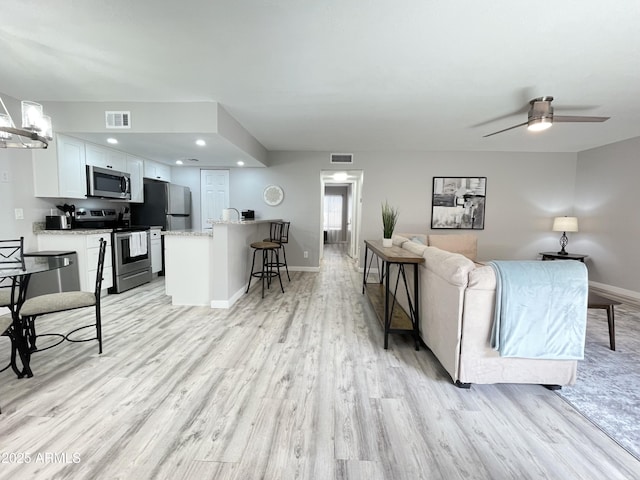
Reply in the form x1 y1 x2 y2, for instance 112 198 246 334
0 96 53 149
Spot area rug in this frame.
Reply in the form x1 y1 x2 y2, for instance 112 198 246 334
555 302 640 460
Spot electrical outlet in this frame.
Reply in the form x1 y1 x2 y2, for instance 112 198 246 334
14 208 24 220
1 171 9 183
304 251 308 258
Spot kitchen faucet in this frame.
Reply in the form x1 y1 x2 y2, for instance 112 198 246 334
227 208 240 221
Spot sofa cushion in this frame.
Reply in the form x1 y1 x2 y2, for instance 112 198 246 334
423 246 475 287
402 240 428 257
392 234 409 247
428 234 478 261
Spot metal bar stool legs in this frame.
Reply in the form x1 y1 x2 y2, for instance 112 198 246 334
279 243 290 281
246 242 284 298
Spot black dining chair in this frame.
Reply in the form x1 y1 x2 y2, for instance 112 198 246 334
0 238 25 273
18 238 107 355
1 237 24 413
0 279 20 379
0 314 13 414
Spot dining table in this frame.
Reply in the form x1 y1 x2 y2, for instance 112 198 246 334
1 255 73 378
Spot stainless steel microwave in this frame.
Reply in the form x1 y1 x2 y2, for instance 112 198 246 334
86 165 131 200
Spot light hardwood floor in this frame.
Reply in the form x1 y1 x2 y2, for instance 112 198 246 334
1 244 638 479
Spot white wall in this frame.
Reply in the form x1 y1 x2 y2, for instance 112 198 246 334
575 136 640 295
0 149 52 251
221 150 578 269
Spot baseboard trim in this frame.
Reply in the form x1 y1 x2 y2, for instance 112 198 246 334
589 281 640 308
211 285 247 309
289 266 320 273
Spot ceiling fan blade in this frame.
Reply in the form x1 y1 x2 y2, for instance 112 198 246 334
553 115 610 123
472 105 530 128
483 121 528 137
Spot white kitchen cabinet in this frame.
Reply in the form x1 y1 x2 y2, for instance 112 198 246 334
85 144 127 171
33 134 88 199
150 227 162 274
37 233 113 292
126 155 145 203
144 159 171 182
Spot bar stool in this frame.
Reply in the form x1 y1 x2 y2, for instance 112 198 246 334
246 241 284 298
264 221 291 281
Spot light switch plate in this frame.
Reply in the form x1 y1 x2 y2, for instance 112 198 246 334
14 208 24 220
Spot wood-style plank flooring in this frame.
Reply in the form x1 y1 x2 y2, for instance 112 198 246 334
1 244 639 479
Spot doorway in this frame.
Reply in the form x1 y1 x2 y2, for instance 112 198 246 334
320 170 364 262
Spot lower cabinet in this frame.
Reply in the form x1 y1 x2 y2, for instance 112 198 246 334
37 233 113 292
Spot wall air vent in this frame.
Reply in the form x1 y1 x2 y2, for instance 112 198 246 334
330 153 353 164
105 111 131 129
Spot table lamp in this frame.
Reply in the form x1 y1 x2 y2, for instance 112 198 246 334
552 216 578 255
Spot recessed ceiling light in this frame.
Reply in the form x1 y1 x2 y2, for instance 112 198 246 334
237 160 245 166
107 138 118 144
175 160 183 165
195 139 206 146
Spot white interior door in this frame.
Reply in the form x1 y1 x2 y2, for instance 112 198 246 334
200 170 229 228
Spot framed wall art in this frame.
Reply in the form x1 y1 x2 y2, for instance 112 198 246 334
431 177 486 230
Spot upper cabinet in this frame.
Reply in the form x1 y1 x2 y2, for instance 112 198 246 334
33 134 88 199
33 134 167 200
144 159 171 182
126 155 145 203
85 144 127 171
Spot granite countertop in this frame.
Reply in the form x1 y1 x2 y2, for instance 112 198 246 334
162 229 214 237
208 219 280 226
36 228 114 235
163 219 281 237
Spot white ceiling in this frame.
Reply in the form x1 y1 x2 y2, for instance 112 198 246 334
2 0 640 164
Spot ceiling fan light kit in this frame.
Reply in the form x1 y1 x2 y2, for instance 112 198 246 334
484 96 610 137
527 117 553 132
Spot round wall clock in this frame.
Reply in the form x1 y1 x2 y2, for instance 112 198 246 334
263 185 284 206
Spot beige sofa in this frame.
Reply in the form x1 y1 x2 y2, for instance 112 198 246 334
390 233 579 387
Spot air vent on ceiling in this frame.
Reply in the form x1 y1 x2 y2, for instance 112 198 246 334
330 153 353 164
105 111 131 129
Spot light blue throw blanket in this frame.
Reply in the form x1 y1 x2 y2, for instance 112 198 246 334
489 260 588 360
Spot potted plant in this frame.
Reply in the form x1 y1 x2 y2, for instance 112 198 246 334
381 201 399 247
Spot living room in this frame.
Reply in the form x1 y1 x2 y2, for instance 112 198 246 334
1 2 640 479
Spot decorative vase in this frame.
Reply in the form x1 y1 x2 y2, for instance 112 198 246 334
382 237 393 248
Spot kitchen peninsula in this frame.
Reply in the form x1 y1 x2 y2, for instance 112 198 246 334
163 219 280 308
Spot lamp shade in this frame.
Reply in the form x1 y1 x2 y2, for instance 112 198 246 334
552 216 579 232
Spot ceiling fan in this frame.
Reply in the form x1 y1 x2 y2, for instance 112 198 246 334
483 96 610 137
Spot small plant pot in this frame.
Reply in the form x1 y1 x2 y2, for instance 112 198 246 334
382 238 393 248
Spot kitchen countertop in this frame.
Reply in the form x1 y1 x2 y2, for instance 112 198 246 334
36 229 114 235
162 229 213 237
207 219 279 226
163 219 281 237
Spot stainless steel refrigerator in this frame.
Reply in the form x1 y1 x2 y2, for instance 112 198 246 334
131 180 192 230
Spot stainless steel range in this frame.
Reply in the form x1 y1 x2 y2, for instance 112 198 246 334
74 208 152 293
111 227 152 293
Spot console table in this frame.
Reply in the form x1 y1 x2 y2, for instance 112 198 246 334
362 240 424 350
539 252 588 262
